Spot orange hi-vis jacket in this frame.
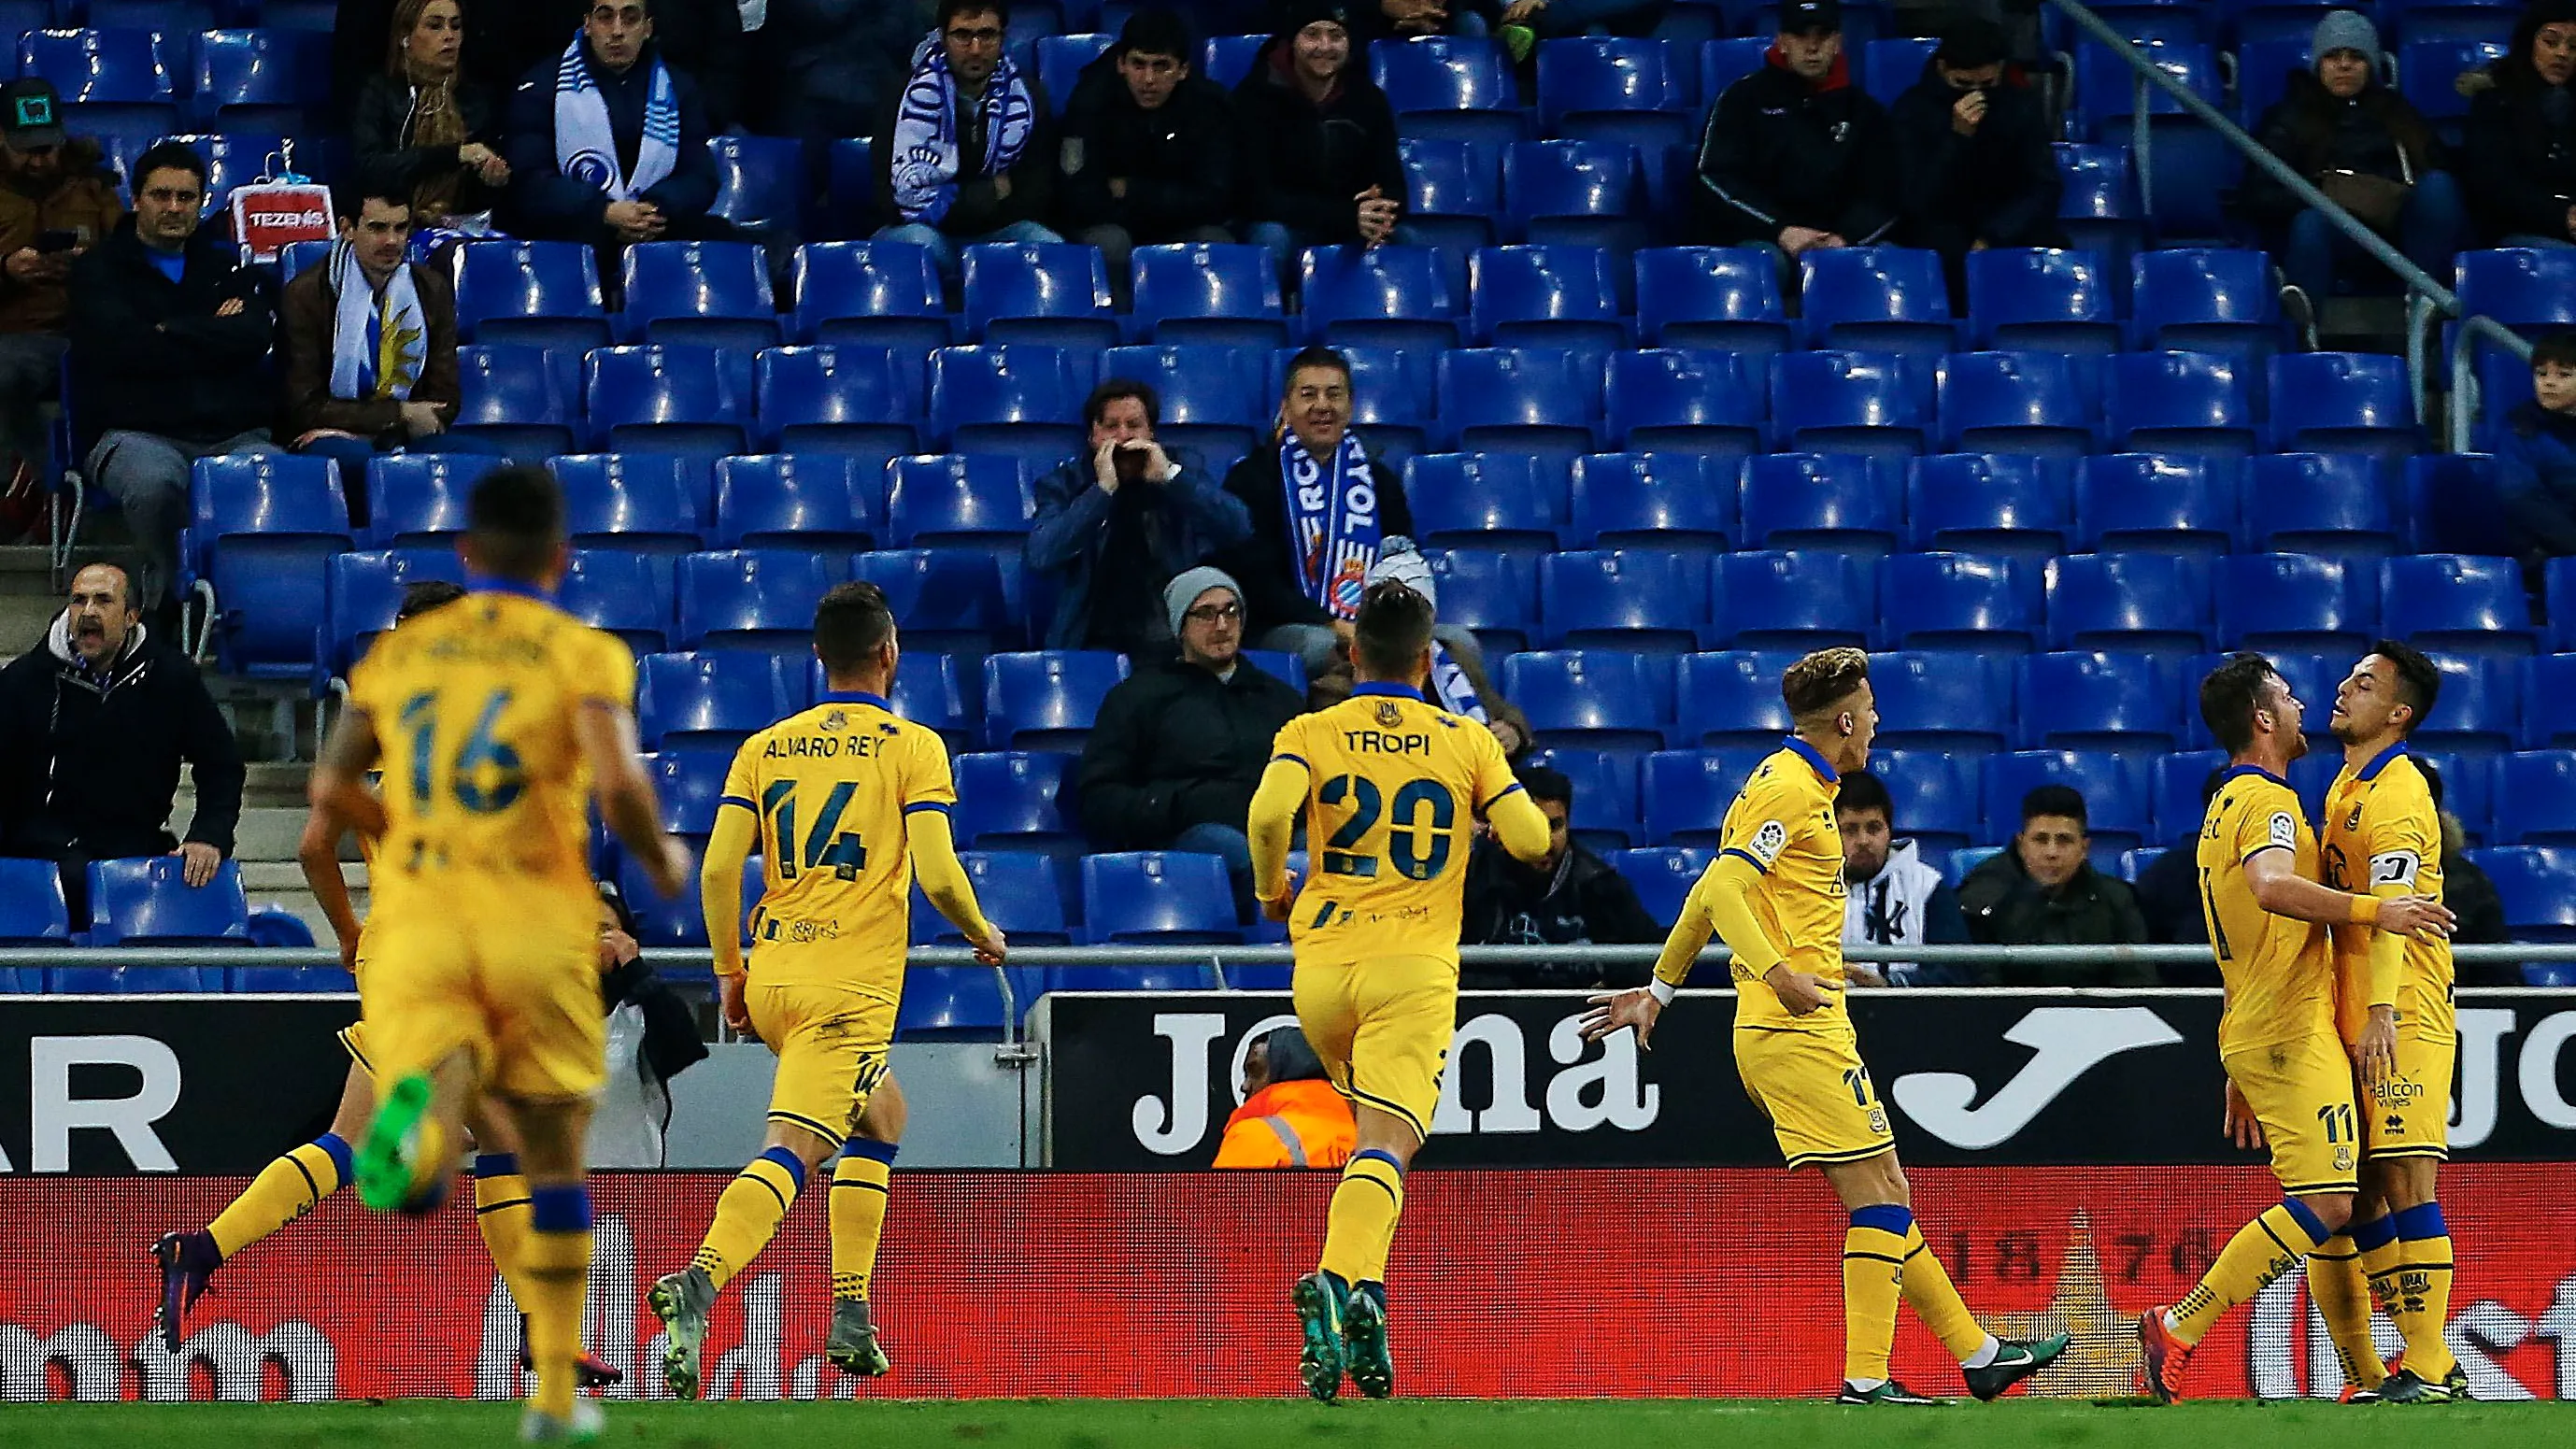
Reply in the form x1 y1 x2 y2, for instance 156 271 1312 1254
1211 1079 1359 1169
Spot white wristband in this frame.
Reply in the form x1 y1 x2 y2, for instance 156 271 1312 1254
1647 978 1677 1006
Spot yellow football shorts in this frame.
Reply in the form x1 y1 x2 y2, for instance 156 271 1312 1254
2225 1030 2362 1196
357 889 606 1101
1735 1023 1896 1170
748 981 898 1147
336 952 373 1075
1292 953 1457 1143
2359 1030 2455 1160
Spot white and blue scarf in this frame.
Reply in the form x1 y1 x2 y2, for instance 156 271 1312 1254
1281 427 1381 624
890 32 1036 224
327 238 427 404
553 34 679 202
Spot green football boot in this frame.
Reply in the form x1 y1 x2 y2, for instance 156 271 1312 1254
1291 1271 1347 1403
648 1266 716 1401
354 1072 437 1214
1343 1285 1393 1399
826 1299 891 1377
1964 1333 2070 1401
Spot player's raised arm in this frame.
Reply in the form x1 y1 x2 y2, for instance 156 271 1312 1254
1247 746 1310 922
575 694 690 900
2241 846 2452 940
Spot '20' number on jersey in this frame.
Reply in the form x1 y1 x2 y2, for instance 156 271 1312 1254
396 689 525 815
762 779 868 882
1318 774 1457 882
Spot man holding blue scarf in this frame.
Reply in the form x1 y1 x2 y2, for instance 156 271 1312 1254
873 0 1062 284
506 0 721 259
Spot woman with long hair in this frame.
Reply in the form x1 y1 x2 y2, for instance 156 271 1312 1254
2459 0 2576 246
350 0 509 234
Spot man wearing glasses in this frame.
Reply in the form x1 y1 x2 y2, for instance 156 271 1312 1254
875 0 1063 284
0 78 120 538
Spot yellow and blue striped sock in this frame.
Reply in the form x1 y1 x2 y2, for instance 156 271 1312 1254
206 1132 351 1259
831 1139 897 1302
695 1145 804 1292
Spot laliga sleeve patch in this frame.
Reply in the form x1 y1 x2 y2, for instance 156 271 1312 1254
2369 849 2421 888
2269 812 2298 850
1749 819 1789 867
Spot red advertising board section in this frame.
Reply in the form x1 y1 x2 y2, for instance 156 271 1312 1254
7 1166 2571 1402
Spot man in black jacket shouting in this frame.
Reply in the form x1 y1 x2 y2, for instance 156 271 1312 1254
1076 565 1305 923
0 561 243 925
1693 0 1897 275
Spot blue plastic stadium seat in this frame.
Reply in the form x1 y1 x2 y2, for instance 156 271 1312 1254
190 28 327 132
1033 32 1113 113
2402 39 2508 143
1501 649 1671 753
851 548 1013 656
981 650 1127 751
1129 242 1288 348
1504 138 1648 254
621 844 761 950
1602 348 1763 457
2493 752 2576 845
585 345 754 456
2232 36 2311 129
1981 750 2153 853
1568 450 1734 553
2407 452 2516 556
2472 845 2576 942
1470 244 1628 357
1906 453 2071 563
364 452 484 550
714 454 879 550
2074 44 2235 239
2418 751 2496 842
918 853 1075 952
1538 37 1693 151
752 346 919 462
1407 452 1562 554
1699 37 1770 102
2055 144 2143 276
1941 350 2096 459
2381 555 2535 658
2150 749 2228 842
88 857 249 946
1640 748 1771 847
1081 851 1243 945
1541 549 1704 652
953 751 1083 855
2242 453 2398 561
896 965 1013 1038
1426 548 1538 654
637 650 793 751
1738 454 1901 557
961 242 1117 349
885 453 1035 552
2129 249 2287 360
1672 649 1801 748
2531 653 2576 747
0 857 69 944
2390 0 2521 47
1316 344 1438 462
2455 246 2576 335
1300 244 1468 350
1534 746 1644 849
2016 652 2184 755
2076 452 2237 559
1398 135 1502 251
1633 247 1794 358
451 344 579 459
1202 32 1267 91
1096 344 1266 465
1878 551 2040 652
1610 845 1715 930
1373 35 1523 147
646 746 732 837
559 549 673 656
926 345 1089 472
322 548 465 675
1800 247 1957 357
454 240 609 351
2270 351 2422 462
2214 553 2373 653
1871 650 2014 753
1858 36 1938 107
1966 247 2122 354
791 241 948 351
1438 348 1598 459
2415 653 2522 756
1771 351 1926 464
2048 552 2213 654
1870 748 1983 852
191 454 348 677
559 452 702 556
675 549 847 654
617 241 777 352
22 28 177 135
707 133 803 234
2101 352 2258 458
1710 550 1875 649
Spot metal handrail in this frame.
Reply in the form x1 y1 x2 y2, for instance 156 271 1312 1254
2449 314 2539 454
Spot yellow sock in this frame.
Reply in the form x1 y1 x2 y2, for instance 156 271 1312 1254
206 1133 350 1258
1317 1150 1404 1286
2171 1201 2328 1346
830 1139 896 1302
1900 1223 1991 1361
1842 1208 1911 1385
2390 1203 2458 1382
520 1185 592 1419
694 1147 805 1293
2305 1236 2387 1389
2359 1222 2404 1314
473 1153 536 1308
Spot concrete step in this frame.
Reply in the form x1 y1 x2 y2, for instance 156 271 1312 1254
240 859 369 892
227 805 312 864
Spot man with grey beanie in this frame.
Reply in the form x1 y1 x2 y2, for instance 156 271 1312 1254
1076 564 1306 922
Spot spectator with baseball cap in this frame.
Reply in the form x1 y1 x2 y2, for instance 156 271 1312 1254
0 78 122 538
1693 0 1898 277
1890 17 2065 308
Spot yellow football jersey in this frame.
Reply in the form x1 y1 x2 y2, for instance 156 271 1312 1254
2198 765 2338 1055
1270 683 1522 965
718 689 958 1000
1705 739 1850 1032
2321 745 2455 1044
347 586 633 922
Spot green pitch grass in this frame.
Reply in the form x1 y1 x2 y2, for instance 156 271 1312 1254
3 1399 2570 1449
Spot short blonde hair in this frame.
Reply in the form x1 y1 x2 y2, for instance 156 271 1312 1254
1782 646 1870 720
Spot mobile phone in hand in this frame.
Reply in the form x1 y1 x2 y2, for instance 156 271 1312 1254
34 229 78 254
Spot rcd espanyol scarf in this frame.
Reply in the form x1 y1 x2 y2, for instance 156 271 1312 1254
890 33 1036 224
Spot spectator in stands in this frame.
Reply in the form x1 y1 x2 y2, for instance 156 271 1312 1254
1489 0 1672 55
351 0 511 237
2240 12 2464 327
1363 541 1511 734
1834 769 1973 986
1213 1026 1355 1169
278 190 496 530
2497 331 2576 563
1889 18 2064 309
67 141 280 618
873 0 1062 286
0 79 121 528
505 0 724 260
483 0 747 137
1077 566 1306 923
2422 760 2512 980
1059 8 1238 300
2460 0 2576 248
1231 3 1409 281
1694 0 1897 274
1027 377 1250 654
2133 768 2221 984
1345 0 1497 45
747 0 933 148
1459 765 1662 983
0 561 243 927
1958 784 2154 977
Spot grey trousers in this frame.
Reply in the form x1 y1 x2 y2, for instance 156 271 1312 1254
0 332 65 467
87 428 281 606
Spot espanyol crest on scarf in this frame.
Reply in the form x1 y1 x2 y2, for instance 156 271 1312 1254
890 33 1037 225
1280 428 1379 620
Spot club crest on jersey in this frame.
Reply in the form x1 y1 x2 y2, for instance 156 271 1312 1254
1375 701 1404 728
820 709 848 732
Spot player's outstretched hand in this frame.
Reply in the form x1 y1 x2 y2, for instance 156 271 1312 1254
2355 1005 2398 1090
968 925 1008 967
2223 1080 2266 1150
642 836 692 901
2380 894 2455 941
1578 987 1663 1051
1767 967 1843 1016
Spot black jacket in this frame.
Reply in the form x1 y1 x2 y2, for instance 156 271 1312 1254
2240 70 2445 232
350 71 508 216
2131 838 2221 986
1025 452 1250 650
1059 52 1237 238
1216 440 1416 639
1695 49 1898 247
0 618 243 860
1076 656 1305 850
2460 53 2576 241
1459 839 1663 987
1957 848 2154 981
1890 64 2063 248
870 63 1058 235
506 40 721 243
483 0 747 135
2446 847 2516 983
65 217 275 448
1230 39 1407 243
